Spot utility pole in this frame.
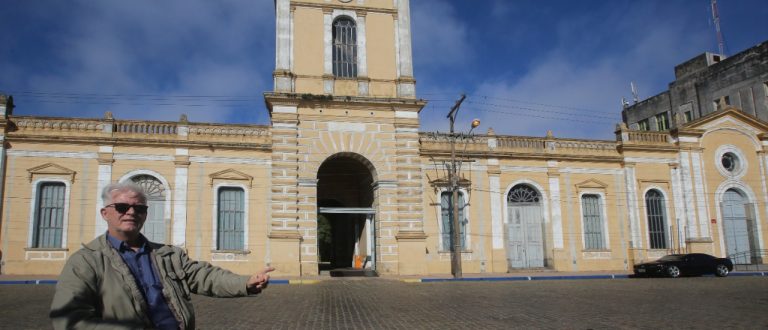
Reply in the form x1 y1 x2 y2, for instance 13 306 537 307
447 94 466 279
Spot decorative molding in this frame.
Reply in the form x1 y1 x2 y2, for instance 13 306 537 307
189 156 270 166
7 150 97 159
395 230 427 240
27 163 76 182
209 169 254 187
575 178 608 190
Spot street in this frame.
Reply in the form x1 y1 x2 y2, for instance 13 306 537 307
2 277 767 329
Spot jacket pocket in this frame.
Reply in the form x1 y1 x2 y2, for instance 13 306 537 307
161 256 191 300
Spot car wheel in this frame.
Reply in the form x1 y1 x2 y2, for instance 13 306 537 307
667 265 681 278
715 264 729 277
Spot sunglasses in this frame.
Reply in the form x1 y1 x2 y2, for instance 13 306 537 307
105 203 149 214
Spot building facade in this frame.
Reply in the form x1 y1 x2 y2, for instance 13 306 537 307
0 0 766 276
622 40 768 131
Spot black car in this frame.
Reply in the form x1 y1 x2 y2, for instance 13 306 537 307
633 253 733 278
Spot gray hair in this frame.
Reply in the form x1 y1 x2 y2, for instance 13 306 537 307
101 182 147 205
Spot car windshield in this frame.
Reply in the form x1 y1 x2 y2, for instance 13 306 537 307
658 255 683 261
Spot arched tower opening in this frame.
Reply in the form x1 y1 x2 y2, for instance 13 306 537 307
316 153 377 275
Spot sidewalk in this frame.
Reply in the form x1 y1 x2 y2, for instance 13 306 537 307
4 270 765 285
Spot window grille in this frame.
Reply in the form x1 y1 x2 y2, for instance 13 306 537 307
333 17 357 78
441 191 466 251
645 190 668 249
507 184 540 203
33 182 66 248
217 187 245 250
581 194 605 250
132 175 165 200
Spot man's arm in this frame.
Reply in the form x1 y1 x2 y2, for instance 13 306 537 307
172 249 274 297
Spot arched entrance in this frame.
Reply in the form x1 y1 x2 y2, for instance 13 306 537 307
317 153 376 275
721 188 756 264
506 184 545 269
130 175 167 243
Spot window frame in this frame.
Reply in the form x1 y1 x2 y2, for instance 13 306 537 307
579 192 609 251
332 16 358 78
655 112 670 131
644 188 669 250
28 179 71 249
212 184 249 252
437 188 470 252
637 119 650 131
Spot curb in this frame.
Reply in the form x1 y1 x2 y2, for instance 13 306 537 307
404 271 768 283
1 272 765 285
411 274 632 283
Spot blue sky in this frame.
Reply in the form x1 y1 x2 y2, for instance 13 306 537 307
1 1 766 140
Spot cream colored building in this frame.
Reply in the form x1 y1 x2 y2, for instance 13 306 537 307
0 0 766 276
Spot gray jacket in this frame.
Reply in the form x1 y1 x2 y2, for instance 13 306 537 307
50 234 250 329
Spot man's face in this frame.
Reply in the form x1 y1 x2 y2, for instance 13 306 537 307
101 190 147 240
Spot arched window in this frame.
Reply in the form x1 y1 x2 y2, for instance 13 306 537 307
217 187 245 250
507 184 540 204
33 182 66 248
131 175 167 243
333 17 357 78
645 189 668 249
440 191 466 251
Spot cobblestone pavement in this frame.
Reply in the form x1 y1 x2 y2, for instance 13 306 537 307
2 277 768 329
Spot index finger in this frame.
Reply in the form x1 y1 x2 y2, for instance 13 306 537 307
261 266 276 274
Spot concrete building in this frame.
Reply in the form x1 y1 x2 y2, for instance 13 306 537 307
623 40 768 131
1 0 766 277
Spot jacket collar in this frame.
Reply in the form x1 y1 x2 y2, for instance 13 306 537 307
83 234 175 257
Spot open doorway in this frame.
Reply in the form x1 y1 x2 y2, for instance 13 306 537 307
317 153 377 276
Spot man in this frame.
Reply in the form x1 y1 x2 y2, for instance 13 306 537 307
50 182 274 329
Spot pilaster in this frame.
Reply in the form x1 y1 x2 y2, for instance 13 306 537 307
173 148 189 247
297 178 318 275
547 160 563 249
269 103 302 275
95 146 114 237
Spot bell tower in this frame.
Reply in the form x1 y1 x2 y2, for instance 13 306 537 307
266 0 428 276
273 0 416 98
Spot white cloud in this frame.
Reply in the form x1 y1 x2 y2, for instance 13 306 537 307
9 1 274 123
411 0 472 71
428 2 714 139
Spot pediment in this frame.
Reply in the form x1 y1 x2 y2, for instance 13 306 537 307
683 107 768 134
209 169 253 187
575 178 608 190
27 163 76 182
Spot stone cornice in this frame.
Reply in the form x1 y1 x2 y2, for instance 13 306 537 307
264 92 426 113
291 1 397 15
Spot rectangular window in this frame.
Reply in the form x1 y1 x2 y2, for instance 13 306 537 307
684 111 693 123
33 182 66 248
440 191 467 251
637 119 650 131
655 112 670 131
332 18 358 78
713 95 730 110
581 194 605 250
217 187 245 250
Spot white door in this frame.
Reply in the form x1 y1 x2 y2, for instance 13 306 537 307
722 189 752 264
507 204 544 269
141 200 165 243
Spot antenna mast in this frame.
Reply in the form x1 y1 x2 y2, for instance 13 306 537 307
711 0 726 55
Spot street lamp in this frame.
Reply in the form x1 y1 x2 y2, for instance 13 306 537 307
446 94 480 279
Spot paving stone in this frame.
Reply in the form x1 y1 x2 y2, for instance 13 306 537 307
2 277 768 329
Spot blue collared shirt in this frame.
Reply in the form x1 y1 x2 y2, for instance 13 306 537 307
107 233 179 330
